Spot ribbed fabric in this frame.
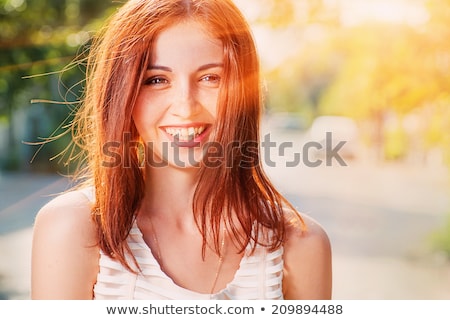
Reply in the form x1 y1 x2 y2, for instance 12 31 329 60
93 221 284 300
80 188 284 300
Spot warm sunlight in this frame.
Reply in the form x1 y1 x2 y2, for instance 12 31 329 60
337 0 429 27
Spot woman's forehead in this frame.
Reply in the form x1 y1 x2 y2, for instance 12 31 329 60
150 20 224 68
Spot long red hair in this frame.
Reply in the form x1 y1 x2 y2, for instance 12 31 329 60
73 0 303 271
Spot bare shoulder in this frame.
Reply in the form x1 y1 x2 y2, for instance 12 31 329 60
284 210 331 254
33 189 97 247
282 210 332 300
31 189 99 299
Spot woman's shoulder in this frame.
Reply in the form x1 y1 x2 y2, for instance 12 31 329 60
284 209 330 250
33 188 98 252
35 188 95 231
282 209 332 299
31 189 99 299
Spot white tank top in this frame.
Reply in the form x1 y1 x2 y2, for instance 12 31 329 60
93 220 284 300
80 188 284 299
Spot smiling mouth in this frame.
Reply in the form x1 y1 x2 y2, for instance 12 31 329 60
163 125 206 142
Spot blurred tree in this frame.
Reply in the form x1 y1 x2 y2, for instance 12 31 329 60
423 0 450 166
315 0 450 163
255 0 296 28
0 0 118 171
252 0 339 28
264 39 339 124
253 0 340 123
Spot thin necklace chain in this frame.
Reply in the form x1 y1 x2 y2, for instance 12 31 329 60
147 216 226 295
148 217 164 269
210 226 226 294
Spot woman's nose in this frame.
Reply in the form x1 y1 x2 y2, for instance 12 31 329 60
170 80 200 118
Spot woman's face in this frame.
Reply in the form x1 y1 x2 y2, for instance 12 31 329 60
133 19 223 169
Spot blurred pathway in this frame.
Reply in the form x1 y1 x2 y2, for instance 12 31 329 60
263 130 450 299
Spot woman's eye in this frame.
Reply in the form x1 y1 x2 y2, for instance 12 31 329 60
144 77 169 86
200 74 221 85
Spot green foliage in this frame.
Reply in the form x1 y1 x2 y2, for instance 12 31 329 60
429 213 450 259
0 0 119 172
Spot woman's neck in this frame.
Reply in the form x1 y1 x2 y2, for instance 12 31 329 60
140 165 199 221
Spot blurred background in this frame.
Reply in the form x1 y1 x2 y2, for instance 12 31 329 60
0 0 449 299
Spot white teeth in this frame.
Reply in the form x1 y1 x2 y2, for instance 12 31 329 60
164 126 207 141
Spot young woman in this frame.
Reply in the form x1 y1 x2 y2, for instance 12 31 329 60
31 0 332 300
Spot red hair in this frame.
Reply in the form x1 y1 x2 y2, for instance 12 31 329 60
73 0 303 271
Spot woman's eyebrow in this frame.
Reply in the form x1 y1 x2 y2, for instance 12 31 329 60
147 63 223 72
147 65 172 72
197 63 224 71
